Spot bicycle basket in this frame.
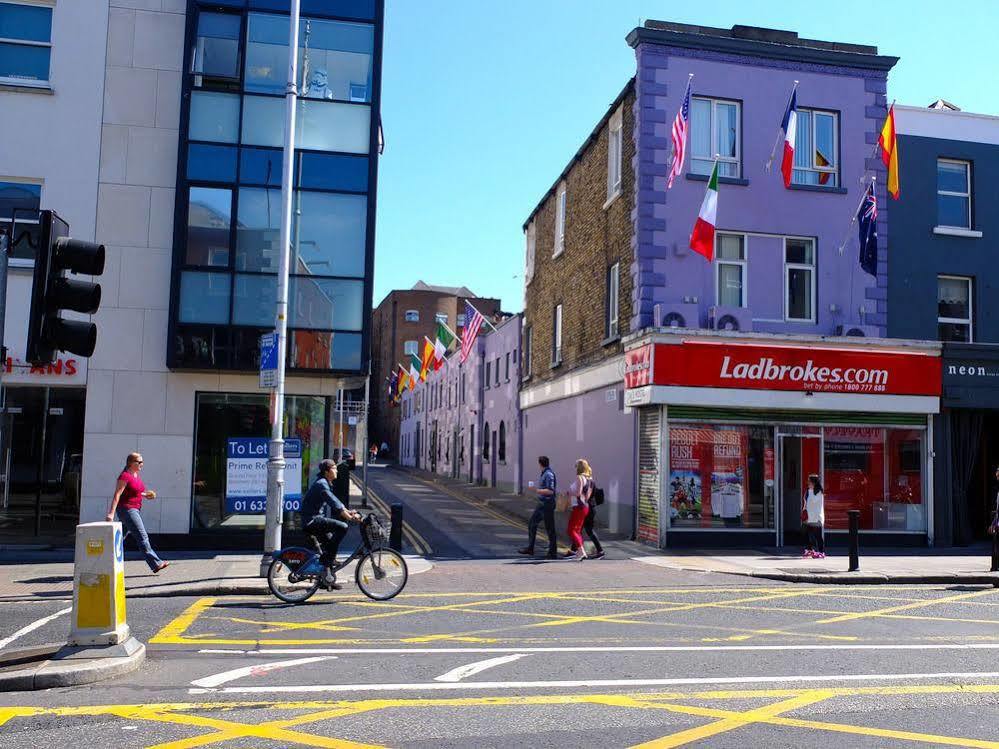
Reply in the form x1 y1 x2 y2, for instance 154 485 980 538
363 515 390 547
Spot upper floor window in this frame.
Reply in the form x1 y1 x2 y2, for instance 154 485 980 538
553 183 566 257
607 107 623 200
505 352 511 381
0 178 41 261
0 2 52 87
552 304 563 365
716 234 746 308
494 357 500 385
403 340 418 356
456 313 466 329
192 12 241 88
404 309 419 322
484 360 491 389
937 159 971 230
785 237 815 322
938 275 973 342
524 222 536 286
434 312 448 325
690 97 740 178
606 262 620 337
523 325 533 379
793 109 839 187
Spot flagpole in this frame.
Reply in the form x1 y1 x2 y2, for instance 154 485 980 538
837 175 875 255
765 80 798 173
866 99 896 163
466 300 499 332
442 320 462 344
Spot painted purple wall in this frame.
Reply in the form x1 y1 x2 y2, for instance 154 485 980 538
631 42 890 336
480 317 522 492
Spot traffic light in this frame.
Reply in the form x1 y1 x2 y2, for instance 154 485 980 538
25 210 105 365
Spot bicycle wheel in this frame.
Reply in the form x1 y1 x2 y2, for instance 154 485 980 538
268 557 321 604
355 548 408 601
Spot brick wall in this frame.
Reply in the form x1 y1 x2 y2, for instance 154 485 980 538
523 82 636 384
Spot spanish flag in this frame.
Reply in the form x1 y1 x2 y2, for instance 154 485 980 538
420 338 435 381
878 105 900 200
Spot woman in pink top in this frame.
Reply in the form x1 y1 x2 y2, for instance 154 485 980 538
563 459 592 561
106 452 168 573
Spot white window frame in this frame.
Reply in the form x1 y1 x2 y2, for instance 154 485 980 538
793 109 839 187
553 183 566 257
715 233 747 309
523 325 532 379
1 175 42 268
552 304 563 365
403 340 418 356
690 97 741 178
938 274 973 343
784 236 816 323
524 221 536 285
434 312 448 325
606 262 620 338
0 0 53 89
404 309 419 322
606 107 623 203
936 158 972 230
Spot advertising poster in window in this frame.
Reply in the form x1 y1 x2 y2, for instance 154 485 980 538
669 426 751 528
710 430 747 527
225 437 302 513
669 428 703 524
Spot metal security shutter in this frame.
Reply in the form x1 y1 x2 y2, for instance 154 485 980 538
637 407 662 547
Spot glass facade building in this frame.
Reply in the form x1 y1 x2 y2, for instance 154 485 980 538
169 0 382 374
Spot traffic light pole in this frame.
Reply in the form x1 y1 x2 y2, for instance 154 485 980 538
261 0 302 577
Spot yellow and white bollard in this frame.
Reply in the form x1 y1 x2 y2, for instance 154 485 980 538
68 522 130 647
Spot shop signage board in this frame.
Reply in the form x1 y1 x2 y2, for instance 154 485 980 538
225 437 302 514
626 341 941 397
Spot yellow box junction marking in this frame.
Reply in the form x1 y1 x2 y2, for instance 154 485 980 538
5 683 999 748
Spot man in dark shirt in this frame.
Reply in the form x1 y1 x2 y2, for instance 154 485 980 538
302 459 362 584
519 456 558 559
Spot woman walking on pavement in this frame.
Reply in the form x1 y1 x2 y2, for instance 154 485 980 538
565 459 605 559
564 459 592 562
802 473 825 559
106 452 169 573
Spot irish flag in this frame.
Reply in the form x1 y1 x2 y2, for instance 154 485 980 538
434 322 454 370
689 160 718 261
408 354 420 390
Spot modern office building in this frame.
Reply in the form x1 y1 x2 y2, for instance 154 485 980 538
1 0 384 545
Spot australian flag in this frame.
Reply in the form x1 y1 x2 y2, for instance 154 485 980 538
858 183 878 277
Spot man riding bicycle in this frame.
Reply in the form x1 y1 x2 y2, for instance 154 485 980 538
302 458 362 589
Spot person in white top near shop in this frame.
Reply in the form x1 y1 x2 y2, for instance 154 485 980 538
802 474 825 559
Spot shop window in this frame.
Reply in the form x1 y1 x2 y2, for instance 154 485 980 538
292 191 367 277
187 144 238 183
823 427 925 532
716 234 745 308
192 12 241 87
189 91 240 143
690 97 741 178
793 109 839 187
667 423 774 529
937 159 971 229
938 275 973 342
192 393 327 531
186 187 232 266
0 179 41 261
498 422 506 462
0 1 52 86
179 272 231 324
785 237 815 322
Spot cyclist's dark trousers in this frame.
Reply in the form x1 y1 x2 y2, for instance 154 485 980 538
305 516 349 565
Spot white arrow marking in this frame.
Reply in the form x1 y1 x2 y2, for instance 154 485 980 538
434 653 527 683
191 655 335 689
0 607 71 651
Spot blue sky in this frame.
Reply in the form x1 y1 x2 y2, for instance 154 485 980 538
374 0 998 311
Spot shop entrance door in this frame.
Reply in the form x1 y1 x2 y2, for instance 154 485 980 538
777 432 822 547
0 387 85 542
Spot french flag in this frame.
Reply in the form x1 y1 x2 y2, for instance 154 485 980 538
780 89 797 188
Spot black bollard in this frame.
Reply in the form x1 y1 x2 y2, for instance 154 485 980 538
847 509 860 572
390 503 403 552
991 528 998 574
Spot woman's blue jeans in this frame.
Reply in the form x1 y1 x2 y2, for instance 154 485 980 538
116 507 164 572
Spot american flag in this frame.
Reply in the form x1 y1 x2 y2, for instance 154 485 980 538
667 78 692 189
459 300 485 363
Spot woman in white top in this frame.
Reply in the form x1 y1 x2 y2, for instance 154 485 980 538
564 459 592 561
802 474 825 559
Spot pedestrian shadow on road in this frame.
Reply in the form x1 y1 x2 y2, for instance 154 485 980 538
13 575 73 584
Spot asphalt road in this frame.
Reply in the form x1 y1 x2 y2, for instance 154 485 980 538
1 467 998 748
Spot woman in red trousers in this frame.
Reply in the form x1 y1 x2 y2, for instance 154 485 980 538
564 459 592 561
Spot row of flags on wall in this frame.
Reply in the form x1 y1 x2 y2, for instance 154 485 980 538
386 301 489 405
669 75 899 277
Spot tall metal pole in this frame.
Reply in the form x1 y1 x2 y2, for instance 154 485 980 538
361 371 370 508
261 0 301 576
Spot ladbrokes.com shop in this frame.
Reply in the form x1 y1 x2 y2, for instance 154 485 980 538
623 331 941 548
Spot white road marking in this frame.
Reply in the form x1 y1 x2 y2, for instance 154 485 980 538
0 606 71 651
190 670 999 696
190 655 335 689
434 653 526 682
198 642 999 656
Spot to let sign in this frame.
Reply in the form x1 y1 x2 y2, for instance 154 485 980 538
626 341 941 397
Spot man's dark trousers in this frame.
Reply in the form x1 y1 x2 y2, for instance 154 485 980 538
527 497 557 556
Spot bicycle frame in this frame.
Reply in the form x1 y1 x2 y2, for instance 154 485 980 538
276 515 384 580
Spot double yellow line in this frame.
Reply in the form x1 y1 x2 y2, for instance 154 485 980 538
351 476 433 556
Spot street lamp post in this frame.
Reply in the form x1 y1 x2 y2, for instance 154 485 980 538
261 0 302 577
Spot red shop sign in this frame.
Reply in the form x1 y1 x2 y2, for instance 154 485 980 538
640 341 940 396
624 344 654 389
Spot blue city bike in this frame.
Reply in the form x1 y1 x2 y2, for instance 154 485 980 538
267 513 408 603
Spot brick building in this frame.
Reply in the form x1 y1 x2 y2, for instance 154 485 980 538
370 282 501 453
